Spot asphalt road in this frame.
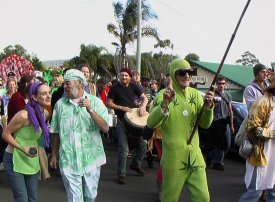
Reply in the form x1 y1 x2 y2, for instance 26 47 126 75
0 142 247 202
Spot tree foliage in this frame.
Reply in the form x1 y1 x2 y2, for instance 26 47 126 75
185 53 200 61
0 44 44 71
140 52 177 79
0 44 30 61
31 55 45 71
64 44 114 80
235 51 259 66
107 0 173 70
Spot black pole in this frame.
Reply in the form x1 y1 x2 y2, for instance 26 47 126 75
187 0 252 145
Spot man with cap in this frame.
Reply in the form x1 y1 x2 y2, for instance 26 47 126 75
106 67 148 184
147 58 215 202
241 63 270 201
243 63 268 112
239 73 275 202
50 69 109 202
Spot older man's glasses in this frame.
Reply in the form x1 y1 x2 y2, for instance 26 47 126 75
175 69 193 77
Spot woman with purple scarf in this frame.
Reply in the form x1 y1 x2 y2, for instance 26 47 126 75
2 82 51 202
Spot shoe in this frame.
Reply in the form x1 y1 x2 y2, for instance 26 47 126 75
212 163 224 171
117 176 126 184
129 165 145 176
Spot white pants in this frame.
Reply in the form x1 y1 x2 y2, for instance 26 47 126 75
60 167 101 202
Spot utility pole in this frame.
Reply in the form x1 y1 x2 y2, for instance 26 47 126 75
136 0 141 74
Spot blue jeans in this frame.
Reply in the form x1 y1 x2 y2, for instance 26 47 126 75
116 121 146 176
3 151 39 202
239 168 275 202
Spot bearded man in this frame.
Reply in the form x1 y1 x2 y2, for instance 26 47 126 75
50 69 109 202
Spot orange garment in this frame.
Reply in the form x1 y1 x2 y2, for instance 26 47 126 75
148 127 162 152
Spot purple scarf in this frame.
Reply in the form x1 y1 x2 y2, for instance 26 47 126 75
25 82 49 148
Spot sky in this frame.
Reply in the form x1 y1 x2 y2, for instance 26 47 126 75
1 0 275 66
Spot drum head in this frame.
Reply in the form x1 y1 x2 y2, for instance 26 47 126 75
124 108 149 129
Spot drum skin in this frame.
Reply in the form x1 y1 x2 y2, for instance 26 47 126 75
123 108 153 138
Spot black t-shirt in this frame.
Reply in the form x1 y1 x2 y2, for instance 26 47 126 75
108 82 143 119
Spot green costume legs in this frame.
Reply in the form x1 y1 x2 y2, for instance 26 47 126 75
162 167 210 202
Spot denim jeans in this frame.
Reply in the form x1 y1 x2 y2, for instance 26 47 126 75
3 151 39 202
116 121 146 176
239 168 275 202
0 125 6 163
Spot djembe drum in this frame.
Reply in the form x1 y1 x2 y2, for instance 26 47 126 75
123 108 151 138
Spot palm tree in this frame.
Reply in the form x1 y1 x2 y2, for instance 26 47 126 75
79 44 112 81
107 0 172 73
65 44 115 80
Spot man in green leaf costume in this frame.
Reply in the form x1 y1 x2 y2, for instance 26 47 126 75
147 59 214 202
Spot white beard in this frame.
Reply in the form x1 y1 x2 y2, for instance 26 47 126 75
71 87 79 98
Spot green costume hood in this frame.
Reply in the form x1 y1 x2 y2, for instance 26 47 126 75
169 58 193 93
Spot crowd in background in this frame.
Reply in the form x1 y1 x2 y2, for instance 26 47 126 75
0 60 275 202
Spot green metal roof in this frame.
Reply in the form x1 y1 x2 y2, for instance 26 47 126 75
189 60 254 88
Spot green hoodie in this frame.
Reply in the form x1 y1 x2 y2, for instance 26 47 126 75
147 59 214 171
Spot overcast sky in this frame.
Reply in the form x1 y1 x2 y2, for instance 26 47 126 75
1 0 274 66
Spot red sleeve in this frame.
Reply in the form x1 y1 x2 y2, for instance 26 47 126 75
7 92 26 123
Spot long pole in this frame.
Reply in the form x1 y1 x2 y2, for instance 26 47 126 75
187 0 252 145
136 0 142 74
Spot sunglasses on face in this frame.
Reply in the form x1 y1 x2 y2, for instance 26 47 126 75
217 82 225 85
175 69 193 77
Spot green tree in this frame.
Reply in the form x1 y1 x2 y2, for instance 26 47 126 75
107 0 172 70
235 51 259 66
140 52 177 79
185 53 200 61
65 44 115 80
97 53 115 79
80 44 112 81
0 44 45 71
0 44 31 61
63 56 86 69
31 55 45 71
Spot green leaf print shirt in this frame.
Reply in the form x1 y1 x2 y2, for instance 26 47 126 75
50 92 108 175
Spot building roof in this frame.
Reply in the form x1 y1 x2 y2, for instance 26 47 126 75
189 60 254 88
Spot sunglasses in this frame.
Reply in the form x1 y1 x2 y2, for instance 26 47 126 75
175 69 193 77
217 82 225 85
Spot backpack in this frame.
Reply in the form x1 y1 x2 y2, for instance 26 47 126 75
234 116 247 146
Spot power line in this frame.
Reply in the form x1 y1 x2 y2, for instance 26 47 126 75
153 0 185 17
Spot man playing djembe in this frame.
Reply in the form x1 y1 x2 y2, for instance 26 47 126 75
106 68 148 185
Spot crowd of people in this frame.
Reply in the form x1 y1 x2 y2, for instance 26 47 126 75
0 59 275 202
